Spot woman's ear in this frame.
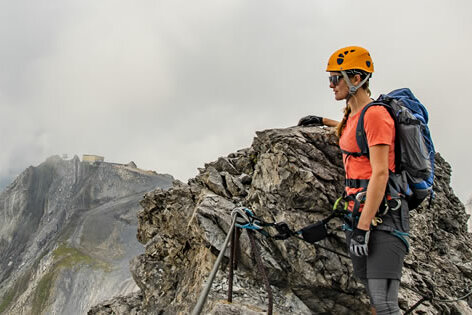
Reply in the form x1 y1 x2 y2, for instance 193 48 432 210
352 74 362 85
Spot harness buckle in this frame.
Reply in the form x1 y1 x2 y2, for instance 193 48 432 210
355 191 367 202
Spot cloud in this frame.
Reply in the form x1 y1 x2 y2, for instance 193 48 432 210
1 0 471 201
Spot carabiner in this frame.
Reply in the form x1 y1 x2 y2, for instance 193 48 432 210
356 191 367 202
371 217 383 227
389 199 402 211
333 196 348 211
232 207 251 225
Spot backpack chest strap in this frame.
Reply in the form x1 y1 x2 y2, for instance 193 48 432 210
345 178 370 189
341 149 366 157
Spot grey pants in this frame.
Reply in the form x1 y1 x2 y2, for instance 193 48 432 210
361 278 401 315
347 230 407 279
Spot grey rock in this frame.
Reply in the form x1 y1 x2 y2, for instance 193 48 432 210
90 127 472 314
206 157 240 175
0 156 173 315
466 196 472 231
87 291 143 315
223 172 247 197
239 173 252 185
199 166 230 198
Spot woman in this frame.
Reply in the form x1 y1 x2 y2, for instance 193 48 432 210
299 46 408 315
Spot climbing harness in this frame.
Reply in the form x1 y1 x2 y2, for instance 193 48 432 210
333 195 472 313
339 192 411 251
234 206 351 258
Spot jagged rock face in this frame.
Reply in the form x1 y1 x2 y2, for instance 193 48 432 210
466 196 472 231
91 127 472 314
0 155 173 315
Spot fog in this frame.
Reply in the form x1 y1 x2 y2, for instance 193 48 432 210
1 0 471 201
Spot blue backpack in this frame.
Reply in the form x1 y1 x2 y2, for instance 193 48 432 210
355 88 435 209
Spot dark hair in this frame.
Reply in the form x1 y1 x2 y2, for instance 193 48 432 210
344 69 371 90
335 69 371 138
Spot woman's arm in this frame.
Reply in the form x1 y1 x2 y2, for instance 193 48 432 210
356 144 390 230
322 117 339 127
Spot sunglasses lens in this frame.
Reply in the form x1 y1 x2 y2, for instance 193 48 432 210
329 75 341 86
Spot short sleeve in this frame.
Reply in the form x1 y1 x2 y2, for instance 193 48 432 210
363 106 395 147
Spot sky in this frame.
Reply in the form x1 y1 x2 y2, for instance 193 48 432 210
1 0 471 202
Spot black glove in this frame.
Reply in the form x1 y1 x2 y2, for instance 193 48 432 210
350 228 370 257
297 115 324 126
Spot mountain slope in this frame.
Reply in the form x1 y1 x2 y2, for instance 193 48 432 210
467 196 472 231
0 155 173 314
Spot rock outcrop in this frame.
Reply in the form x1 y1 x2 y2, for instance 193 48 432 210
90 127 472 314
0 155 173 315
467 196 472 232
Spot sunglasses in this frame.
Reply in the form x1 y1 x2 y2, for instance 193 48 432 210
329 74 343 86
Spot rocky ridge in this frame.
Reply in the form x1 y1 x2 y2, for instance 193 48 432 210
90 127 472 314
467 196 472 231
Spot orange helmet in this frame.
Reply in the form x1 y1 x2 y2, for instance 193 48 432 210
326 46 374 73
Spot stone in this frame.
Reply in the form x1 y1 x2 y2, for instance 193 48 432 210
90 127 472 314
199 166 230 198
223 172 247 197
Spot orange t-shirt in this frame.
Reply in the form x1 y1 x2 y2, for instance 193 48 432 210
339 105 396 197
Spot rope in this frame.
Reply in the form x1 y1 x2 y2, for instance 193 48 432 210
248 229 273 315
238 208 472 313
227 228 236 303
237 208 350 259
227 227 241 303
192 207 273 315
314 242 351 259
404 287 472 314
192 206 472 314
191 210 238 315
404 296 428 315
429 289 472 303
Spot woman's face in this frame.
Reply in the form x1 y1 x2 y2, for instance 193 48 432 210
329 71 349 101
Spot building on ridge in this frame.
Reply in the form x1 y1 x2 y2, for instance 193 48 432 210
82 155 105 163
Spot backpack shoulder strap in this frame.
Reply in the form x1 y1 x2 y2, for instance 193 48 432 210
356 99 401 171
356 101 387 156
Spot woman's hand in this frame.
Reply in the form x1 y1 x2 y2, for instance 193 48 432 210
298 115 324 126
350 228 371 256
297 116 340 127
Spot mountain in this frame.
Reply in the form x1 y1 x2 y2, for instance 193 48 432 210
0 178 11 193
467 196 472 231
0 155 173 314
90 127 472 314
